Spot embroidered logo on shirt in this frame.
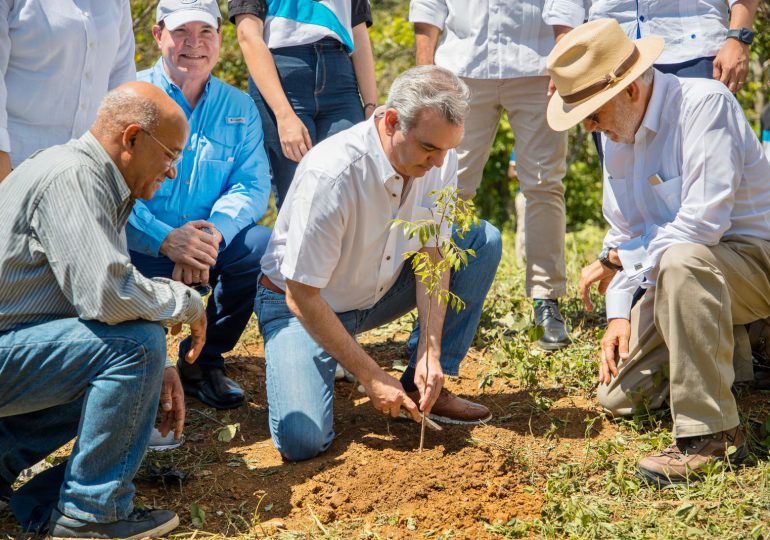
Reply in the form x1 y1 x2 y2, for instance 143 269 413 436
226 117 246 124
634 263 643 271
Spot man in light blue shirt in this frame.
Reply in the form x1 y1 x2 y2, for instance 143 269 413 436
128 0 271 410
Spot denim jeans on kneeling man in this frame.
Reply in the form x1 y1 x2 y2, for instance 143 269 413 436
0 318 167 530
254 220 502 462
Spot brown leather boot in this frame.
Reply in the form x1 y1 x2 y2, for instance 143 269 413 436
637 427 748 486
407 388 491 425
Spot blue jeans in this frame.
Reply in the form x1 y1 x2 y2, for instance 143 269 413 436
248 38 365 208
254 221 502 461
0 318 167 529
131 223 271 369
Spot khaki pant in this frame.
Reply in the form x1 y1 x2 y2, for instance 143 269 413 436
599 237 770 437
458 76 568 299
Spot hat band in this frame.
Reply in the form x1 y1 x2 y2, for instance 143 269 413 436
561 47 640 105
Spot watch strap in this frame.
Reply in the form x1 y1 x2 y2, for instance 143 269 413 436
727 28 754 45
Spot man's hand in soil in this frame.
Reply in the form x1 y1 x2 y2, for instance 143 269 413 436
599 318 631 385
284 279 421 421
414 355 444 416
364 368 421 420
158 366 186 440
160 220 220 270
171 311 207 364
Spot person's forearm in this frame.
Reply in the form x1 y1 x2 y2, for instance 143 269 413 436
729 0 759 29
235 15 295 120
351 23 378 117
414 248 448 362
0 150 10 182
553 24 573 43
413 22 440 66
285 280 382 383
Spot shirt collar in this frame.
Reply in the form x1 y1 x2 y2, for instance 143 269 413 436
79 131 132 204
364 107 400 185
153 58 212 114
639 69 669 136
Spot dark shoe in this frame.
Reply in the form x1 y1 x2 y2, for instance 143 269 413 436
637 427 748 486
534 299 571 351
406 388 492 425
178 361 245 410
48 507 179 540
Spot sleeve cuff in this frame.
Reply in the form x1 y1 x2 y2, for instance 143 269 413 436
605 290 633 320
208 212 240 248
409 4 446 29
0 127 10 153
228 0 267 25
542 0 585 28
280 262 330 289
617 236 652 285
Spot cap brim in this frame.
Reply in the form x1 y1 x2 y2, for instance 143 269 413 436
547 36 665 132
163 10 219 31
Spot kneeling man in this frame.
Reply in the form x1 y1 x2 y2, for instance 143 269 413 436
128 0 272 409
548 19 770 484
256 66 502 461
0 83 204 539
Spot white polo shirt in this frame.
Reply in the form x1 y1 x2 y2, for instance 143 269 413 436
408 0 555 79
260 111 457 313
602 71 770 319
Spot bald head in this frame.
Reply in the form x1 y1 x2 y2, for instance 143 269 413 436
92 82 189 200
92 81 186 139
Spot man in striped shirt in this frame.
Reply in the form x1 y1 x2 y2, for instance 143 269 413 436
0 82 204 540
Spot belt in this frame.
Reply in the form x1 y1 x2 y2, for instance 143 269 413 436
259 274 285 294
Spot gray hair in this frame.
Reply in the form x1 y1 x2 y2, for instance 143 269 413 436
637 66 654 86
93 88 161 135
384 65 470 133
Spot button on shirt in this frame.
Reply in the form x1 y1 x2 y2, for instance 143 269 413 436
602 71 770 320
409 0 555 79
0 0 136 166
542 0 735 65
0 132 204 332
128 59 271 256
260 111 456 313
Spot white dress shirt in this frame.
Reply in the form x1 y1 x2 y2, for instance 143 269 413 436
260 110 456 313
0 0 135 166
409 0 555 79
602 71 770 320
542 0 736 65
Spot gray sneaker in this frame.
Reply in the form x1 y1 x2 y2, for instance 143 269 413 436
48 507 179 540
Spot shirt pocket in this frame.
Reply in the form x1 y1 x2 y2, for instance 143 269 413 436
194 159 235 197
651 175 683 220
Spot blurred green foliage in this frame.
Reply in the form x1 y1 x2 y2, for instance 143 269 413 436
131 0 770 232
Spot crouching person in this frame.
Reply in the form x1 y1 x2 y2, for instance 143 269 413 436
0 82 206 539
547 20 770 485
255 66 502 461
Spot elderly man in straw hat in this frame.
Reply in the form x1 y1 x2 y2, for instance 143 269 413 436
547 18 770 485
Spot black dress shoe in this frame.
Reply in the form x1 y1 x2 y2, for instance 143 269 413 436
534 299 571 351
177 360 245 410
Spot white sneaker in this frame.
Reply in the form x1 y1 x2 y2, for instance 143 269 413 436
334 363 356 382
147 428 184 451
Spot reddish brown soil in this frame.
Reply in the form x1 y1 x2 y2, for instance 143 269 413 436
0 326 617 539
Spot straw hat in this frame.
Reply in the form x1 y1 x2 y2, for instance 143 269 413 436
546 18 664 132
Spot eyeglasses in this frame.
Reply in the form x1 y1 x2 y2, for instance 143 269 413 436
141 128 183 168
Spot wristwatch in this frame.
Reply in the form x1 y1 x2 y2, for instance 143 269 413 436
599 246 623 271
727 28 755 46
